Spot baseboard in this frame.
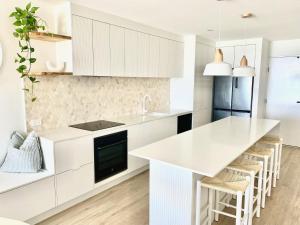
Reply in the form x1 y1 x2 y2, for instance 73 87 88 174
27 166 149 224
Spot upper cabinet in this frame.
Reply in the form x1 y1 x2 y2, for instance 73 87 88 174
93 21 110 76
110 25 125 76
148 35 160 77
234 45 256 68
137 32 150 77
158 38 170 77
72 15 93 76
124 29 138 76
71 6 184 78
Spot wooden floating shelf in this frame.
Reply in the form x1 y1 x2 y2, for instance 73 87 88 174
29 72 73 76
29 32 72 42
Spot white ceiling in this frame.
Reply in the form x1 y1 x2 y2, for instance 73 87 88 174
69 0 300 41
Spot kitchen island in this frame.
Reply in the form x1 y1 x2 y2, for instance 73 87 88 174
130 117 280 225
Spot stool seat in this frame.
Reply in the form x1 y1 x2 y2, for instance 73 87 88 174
228 158 262 174
246 146 273 158
201 171 249 194
259 136 283 144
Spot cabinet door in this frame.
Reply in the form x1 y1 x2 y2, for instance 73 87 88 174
125 29 138 76
137 32 150 76
158 38 171 77
110 25 125 76
220 46 234 68
0 177 55 221
234 44 256 68
174 41 184 77
56 163 94 205
128 117 177 171
93 21 110 76
72 15 93 76
55 136 93 174
148 35 160 76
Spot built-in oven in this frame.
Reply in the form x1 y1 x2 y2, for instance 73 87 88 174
94 130 128 183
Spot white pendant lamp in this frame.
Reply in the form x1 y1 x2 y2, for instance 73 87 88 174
233 55 255 77
204 0 233 76
233 13 255 77
204 48 233 76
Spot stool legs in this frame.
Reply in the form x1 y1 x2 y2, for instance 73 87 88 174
248 172 255 225
277 143 283 179
236 191 243 225
256 166 263 217
262 156 268 208
215 191 220 222
272 144 279 187
268 151 274 197
208 188 213 225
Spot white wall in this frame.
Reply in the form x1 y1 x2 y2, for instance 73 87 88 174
0 0 57 163
193 36 215 128
170 35 196 111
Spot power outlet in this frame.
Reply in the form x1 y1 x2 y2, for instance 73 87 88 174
30 119 42 128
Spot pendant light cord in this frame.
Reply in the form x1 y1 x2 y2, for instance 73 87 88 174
218 1 221 42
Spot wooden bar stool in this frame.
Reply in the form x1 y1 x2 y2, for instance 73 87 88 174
226 158 263 225
243 146 274 208
195 170 251 225
256 135 283 187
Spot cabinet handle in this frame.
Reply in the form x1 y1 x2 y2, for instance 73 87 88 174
297 101 300 104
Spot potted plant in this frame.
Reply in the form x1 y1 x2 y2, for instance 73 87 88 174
10 2 47 102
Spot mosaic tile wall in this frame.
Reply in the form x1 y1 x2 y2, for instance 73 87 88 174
25 76 170 131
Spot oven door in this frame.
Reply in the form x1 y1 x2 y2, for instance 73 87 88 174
94 131 128 183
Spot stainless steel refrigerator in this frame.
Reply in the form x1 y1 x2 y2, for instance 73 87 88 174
212 76 254 121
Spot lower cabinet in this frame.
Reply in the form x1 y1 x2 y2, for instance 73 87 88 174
0 177 55 221
128 117 177 171
56 163 94 205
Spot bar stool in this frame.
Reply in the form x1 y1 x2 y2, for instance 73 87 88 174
195 170 251 225
243 146 274 208
226 157 263 225
256 135 283 187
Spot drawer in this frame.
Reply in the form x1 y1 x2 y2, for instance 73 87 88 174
55 136 93 174
0 177 55 221
56 163 94 205
128 117 177 151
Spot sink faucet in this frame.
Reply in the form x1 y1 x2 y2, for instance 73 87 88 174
142 95 152 115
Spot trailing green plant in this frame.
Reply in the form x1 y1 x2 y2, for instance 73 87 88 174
10 2 47 102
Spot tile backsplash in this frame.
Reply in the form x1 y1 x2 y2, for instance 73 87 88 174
25 76 170 131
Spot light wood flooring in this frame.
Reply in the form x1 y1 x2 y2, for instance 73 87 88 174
39 146 300 225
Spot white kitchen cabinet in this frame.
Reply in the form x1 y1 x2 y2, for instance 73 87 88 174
148 35 160 76
93 21 110 76
137 32 150 76
110 25 125 76
220 46 235 68
55 136 93 174
0 177 55 221
56 163 94 205
72 15 93 76
234 44 256 68
128 117 177 171
125 29 138 76
158 38 171 77
171 41 184 77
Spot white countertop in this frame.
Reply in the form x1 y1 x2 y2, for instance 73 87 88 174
130 117 280 177
39 110 191 142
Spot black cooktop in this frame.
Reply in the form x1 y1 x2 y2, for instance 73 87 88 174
70 120 125 131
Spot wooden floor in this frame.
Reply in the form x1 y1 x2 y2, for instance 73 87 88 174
39 146 300 225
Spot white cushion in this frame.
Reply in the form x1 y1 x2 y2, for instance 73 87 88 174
0 132 42 173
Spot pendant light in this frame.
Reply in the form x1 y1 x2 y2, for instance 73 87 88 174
233 13 255 77
204 0 233 76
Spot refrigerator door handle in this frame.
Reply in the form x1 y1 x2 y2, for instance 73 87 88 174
235 77 239 89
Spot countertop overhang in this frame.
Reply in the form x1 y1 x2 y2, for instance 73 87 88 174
129 116 280 177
